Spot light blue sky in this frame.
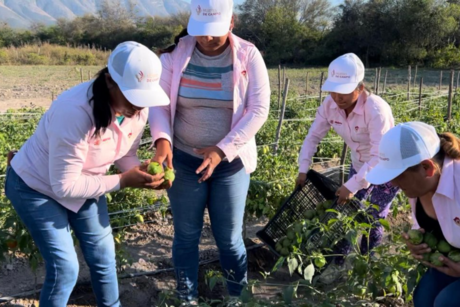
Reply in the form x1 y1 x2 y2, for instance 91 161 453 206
184 0 344 6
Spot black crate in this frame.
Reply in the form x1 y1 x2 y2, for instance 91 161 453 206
256 169 341 257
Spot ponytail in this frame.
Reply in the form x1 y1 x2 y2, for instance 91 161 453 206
437 132 460 160
88 67 112 138
158 28 189 54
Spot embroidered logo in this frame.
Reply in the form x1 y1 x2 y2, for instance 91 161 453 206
241 70 247 76
94 139 101 146
454 217 460 226
330 120 334 124
355 126 359 131
128 132 133 138
196 5 202 15
332 70 335 77
136 71 144 82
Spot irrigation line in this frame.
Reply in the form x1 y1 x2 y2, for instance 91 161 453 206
0 243 265 303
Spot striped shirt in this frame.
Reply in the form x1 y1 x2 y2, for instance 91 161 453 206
173 45 234 158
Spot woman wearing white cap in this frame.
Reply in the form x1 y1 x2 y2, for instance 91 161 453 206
296 53 399 278
366 122 460 307
4 41 169 307
151 0 270 304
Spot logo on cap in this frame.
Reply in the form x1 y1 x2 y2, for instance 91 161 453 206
136 71 144 82
196 5 201 15
379 154 390 161
332 70 335 77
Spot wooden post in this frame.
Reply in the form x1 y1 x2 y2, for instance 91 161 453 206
306 72 309 95
80 68 83 83
376 67 381 95
407 65 411 101
339 143 348 184
447 70 454 121
277 65 281 109
88 70 91 80
51 91 54 102
319 72 324 105
274 79 290 154
374 68 378 91
282 66 286 91
457 71 459 92
439 71 443 92
419 77 423 115
383 70 388 93
413 65 418 87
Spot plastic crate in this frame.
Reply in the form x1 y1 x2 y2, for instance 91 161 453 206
256 169 341 256
257 168 367 257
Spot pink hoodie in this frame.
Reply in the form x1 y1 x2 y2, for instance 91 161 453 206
11 81 147 213
149 34 270 173
298 91 395 193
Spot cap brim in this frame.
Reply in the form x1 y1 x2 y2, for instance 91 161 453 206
366 164 406 185
119 85 170 108
321 80 359 94
187 18 230 37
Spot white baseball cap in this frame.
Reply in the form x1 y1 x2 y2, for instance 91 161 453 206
321 53 365 94
366 122 441 185
188 0 233 37
107 41 169 108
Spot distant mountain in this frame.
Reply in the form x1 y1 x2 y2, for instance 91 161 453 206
0 0 189 29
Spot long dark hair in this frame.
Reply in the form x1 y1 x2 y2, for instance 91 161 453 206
158 28 189 54
88 67 112 138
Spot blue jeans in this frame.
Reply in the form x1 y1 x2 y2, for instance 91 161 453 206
168 148 250 301
413 268 460 307
5 166 120 307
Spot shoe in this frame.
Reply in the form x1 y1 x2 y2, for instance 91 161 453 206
317 262 348 285
226 296 242 307
180 299 198 306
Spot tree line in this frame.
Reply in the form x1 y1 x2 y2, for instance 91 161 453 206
1 0 460 68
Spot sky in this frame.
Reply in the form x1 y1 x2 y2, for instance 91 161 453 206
183 0 344 6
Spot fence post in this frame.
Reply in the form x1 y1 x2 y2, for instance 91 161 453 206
319 72 324 105
407 65 411 101
306 72 309 95
282 66 286 91
447 70 454 121
274 78 290 154
374 68 378 91
339 143 348 184
376 67 381 95
278 64 281 109
419 77 423 116
80 68 83 83
439 71 443 92
51 91 54 102
383 69 388 93
413 65 418 87
457 71 459 92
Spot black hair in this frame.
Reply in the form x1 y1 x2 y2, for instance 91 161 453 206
158 28 189 54
88 67 112 138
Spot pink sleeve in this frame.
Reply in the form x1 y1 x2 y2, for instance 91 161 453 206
149 53 172 146
47 104 120 199
216 47 270 162
114 128 142 173
298 102 331 173
344 99 394 193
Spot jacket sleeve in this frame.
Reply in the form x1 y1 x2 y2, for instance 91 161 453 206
344 100 394 193
47 104 120 199
149 52 173 146
216 47 270 161
298 101 331 173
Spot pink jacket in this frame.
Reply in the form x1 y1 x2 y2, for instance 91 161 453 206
149 33 270 173
298 91 394 193
11 81 147 213
410 157 460 248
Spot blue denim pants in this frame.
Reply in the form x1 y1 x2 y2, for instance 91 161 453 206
413 268 460 307
5 166 120 307
168 148 250 301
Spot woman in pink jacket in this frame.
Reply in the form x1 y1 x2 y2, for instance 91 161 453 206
367 122 460 307
150 0 270 304
5 41 168 307
296 53 400 280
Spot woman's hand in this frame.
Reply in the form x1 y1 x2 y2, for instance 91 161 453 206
402 228 431 260
120 165 164 189
424 255 460 277
152 138 173 189
296 173 307 189
194 146 225 183
336 185 354 205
